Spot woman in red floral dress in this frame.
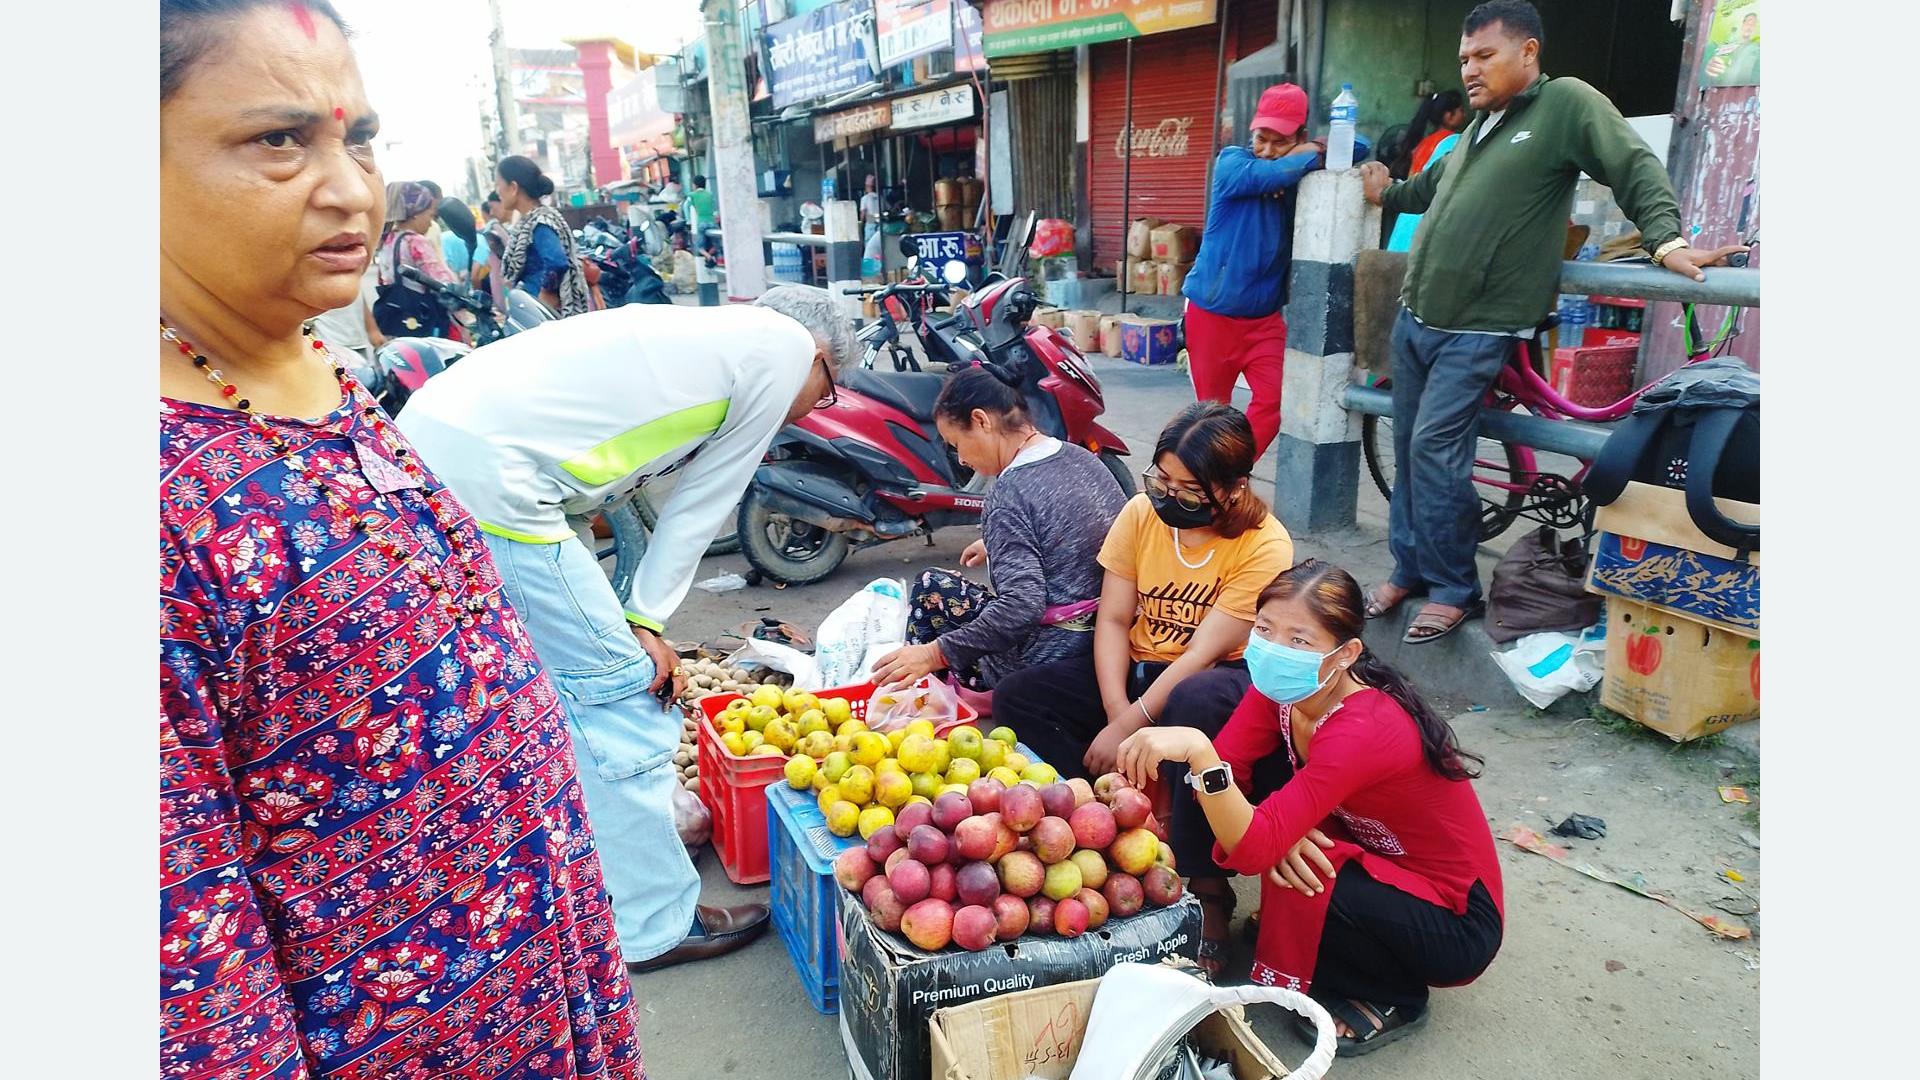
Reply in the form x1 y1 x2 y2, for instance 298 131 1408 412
158 4 643 1076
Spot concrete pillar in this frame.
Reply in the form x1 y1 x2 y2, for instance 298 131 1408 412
702 0 768 299
824 199 863 326
1274 168 1381 532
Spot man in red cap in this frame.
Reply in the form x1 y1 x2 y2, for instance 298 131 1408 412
1180 84 1365 459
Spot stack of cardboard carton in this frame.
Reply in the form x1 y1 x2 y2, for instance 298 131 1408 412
1116 218 1200 296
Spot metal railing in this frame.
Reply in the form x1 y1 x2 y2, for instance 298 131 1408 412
1342 261 1760 455
762 230 824 247
1341 385 1614 458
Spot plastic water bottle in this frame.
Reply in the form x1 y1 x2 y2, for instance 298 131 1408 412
1326 83 1358 171
1563 299 1589 349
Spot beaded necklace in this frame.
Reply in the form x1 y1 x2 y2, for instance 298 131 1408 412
160 317 495 638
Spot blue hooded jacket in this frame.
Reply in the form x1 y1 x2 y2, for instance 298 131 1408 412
1181 137 1369 319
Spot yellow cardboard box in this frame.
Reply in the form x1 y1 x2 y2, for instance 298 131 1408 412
1599 597 1759 742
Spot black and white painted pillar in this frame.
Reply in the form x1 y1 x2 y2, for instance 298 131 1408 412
824 200 864 327
1276 169 1381 532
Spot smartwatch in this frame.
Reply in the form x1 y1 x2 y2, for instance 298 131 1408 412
1186 761 1233 795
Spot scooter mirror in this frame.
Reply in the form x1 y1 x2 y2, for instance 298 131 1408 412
907 255 921 272
940 259 969 286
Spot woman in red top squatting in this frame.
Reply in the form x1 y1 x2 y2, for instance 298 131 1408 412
1117 560 1502 1056
159 2 642 1076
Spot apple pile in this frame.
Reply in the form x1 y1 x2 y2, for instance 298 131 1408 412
833 771 1183 952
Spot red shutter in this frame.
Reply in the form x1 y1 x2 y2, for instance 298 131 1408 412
1085 1 1279 269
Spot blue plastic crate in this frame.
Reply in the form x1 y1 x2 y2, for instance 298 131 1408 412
767 783 863 1014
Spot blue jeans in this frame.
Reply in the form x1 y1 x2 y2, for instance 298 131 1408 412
482 532 700 963
1386 308 1512 608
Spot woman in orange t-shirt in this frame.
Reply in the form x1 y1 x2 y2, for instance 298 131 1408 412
994 402 1295 787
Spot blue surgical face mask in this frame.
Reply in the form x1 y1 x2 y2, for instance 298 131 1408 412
1245 632 1341 705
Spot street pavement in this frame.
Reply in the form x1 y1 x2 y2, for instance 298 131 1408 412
617 354 1760 1079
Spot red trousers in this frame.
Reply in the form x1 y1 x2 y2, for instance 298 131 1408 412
1183 303 1288 458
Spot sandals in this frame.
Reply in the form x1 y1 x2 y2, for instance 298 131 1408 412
1194 892 1235 980
1293 996 1430 1056
1363 583 1424 620
1402 600 1484 645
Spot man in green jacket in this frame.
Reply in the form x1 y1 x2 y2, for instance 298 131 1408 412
1358 0 1744 643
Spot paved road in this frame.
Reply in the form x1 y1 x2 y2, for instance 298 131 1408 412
617 355 1759 1078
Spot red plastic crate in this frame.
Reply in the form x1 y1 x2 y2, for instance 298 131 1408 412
694 682 980 886
1550 344 1637 408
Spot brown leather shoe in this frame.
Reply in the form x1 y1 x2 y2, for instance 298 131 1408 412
626 902 770 974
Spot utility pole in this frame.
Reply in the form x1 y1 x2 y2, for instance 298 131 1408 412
701 0 767 299
488 0 519 160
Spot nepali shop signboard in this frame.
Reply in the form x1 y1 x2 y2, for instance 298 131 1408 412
765 0 879 111
891 84 976 130
876 0 953 68
814 99 893 144
981 0 1217 58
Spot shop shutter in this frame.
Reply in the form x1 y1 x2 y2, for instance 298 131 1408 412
1085 0 1277 270
1008 71 1076 220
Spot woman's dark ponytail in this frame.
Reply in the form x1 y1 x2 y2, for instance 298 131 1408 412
497 155 553 201
935 364 1029 428
1350 650 1483 780
1257 559 1483 782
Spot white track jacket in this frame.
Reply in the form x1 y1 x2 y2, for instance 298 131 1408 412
398 303 813 631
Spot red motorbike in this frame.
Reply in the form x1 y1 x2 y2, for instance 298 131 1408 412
736 274 1133 584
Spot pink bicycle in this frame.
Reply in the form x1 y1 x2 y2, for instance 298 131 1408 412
1360 304 1743 541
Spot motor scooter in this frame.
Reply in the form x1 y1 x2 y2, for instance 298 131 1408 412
736 230 1133 585
371 267 555 414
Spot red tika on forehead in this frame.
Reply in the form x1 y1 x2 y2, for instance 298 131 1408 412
334 107 346 121
287 1 318 40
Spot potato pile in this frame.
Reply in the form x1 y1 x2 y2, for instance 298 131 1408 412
673 713 701 793
675 655 793 705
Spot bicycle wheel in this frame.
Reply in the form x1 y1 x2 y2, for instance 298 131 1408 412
1359 394 1526 543
633 477 741 556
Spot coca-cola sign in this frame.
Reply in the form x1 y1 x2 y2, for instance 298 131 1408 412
1115 116 1194 160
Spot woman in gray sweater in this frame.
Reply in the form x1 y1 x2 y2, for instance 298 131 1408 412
871 367 1129 691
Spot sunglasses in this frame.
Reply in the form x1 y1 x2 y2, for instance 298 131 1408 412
1141 470 1215 514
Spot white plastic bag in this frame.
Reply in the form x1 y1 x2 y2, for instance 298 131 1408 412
863 676 958 734
724 638 820 691
1490 625 1605 709
1066 962 1334 1080
813 578 908 688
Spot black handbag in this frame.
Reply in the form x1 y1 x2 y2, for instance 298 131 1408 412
1586 357 1759 557
1486 526 1603 644
373 233 447 337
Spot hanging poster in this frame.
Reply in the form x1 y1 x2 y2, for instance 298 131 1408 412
876 0 953 68
953 0 987 72
981 0 1217 58
1700 0 1760 87
764 0 879 110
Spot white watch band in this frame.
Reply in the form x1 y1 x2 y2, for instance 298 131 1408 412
1186 761 1233 794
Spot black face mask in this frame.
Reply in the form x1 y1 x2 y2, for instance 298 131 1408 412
1147 490 1216 530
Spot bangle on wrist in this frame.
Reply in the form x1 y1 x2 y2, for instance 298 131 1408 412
1654 237 1689 264
1134 701 1154 726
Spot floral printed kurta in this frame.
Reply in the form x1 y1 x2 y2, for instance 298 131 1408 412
160 383 644 1079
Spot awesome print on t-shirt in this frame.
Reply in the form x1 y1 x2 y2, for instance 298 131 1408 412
1139 578 1225 650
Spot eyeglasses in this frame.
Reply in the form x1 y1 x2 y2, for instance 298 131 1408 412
813 357 838 410
1141 470 1212 513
